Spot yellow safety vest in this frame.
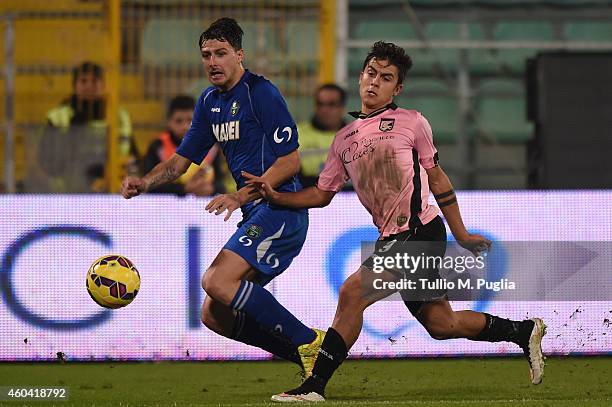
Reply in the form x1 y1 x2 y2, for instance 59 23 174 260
297 120 337 177
46 104 133 156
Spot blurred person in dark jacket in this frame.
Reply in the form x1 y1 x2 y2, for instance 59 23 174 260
143 95 218 196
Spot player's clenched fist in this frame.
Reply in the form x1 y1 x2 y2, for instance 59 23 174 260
457 233 492 257
121 176 147 199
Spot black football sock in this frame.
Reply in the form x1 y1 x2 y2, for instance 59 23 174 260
231 312 301 365
309 327 348 393
283 328 348 397
470 313 534 347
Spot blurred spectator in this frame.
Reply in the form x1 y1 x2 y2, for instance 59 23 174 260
297 84 347 187
143 95 216 196
41 61 139 192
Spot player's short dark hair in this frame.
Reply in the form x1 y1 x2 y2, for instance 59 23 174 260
317 83 347 106
362 41 412 84
199 17 244 51
167 95 195 118
72 61 103 84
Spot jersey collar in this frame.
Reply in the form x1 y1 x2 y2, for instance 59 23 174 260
349 102 397 119
217 69 251 95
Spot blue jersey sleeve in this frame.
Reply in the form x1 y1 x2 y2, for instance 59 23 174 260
176 91 215 164
251 81 299 157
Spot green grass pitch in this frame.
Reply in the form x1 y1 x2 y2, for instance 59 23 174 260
0 357 610 406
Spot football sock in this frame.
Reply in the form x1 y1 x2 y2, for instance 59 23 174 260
308 327 348 394
470 313 534 346
231 311 300 365
230 280 316 346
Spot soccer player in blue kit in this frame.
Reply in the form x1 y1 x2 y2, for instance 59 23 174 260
121 17 324 375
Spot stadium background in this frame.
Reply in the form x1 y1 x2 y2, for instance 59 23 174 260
3 0 612 194
0 0 611 364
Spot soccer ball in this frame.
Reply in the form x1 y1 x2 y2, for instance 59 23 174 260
86 255 140 309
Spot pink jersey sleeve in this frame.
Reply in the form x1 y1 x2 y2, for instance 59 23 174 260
413 114 439 169
316 137 348 192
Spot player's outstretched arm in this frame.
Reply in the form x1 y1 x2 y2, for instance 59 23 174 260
242 171 336 209
238 149 301 204
425 165 491 255
121 153 191 199
205 150 302 221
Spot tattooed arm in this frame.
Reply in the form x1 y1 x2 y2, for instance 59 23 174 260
121 153 192 199
426 165 491 255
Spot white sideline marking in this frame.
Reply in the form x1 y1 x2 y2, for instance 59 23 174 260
217 398 610 407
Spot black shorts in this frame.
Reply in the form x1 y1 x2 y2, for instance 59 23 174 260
362 215 448 316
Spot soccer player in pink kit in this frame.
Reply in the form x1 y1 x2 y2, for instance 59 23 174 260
244 41 546 402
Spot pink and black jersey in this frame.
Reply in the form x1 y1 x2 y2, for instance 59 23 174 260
317 103 439 238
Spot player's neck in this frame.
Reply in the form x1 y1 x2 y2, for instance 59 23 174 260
218 67 246 92
360 100 393 116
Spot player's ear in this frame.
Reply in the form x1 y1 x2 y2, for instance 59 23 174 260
236 48 244 63
393 82 403 97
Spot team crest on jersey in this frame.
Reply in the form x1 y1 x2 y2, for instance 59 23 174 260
246 225 263 238
379 118 395 132
397 215 408 226
231 100 240 116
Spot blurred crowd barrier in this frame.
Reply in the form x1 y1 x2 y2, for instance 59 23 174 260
2 0 612 193
0 0 323 193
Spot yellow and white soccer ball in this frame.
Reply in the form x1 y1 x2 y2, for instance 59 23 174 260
86 255 140 309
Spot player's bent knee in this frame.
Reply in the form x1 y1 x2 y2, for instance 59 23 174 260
201 269 211 292
338 274 368 310
338 278 359 302
201 268 224 300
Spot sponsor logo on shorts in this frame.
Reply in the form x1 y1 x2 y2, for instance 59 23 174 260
379 118 395 132
246 225 263 238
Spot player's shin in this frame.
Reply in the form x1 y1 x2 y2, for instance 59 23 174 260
310 328 348 390
282 327 348 398
469 313 532 345
231 312 301 365
230 280 316 346
271 327 348 401
470 313 546 385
